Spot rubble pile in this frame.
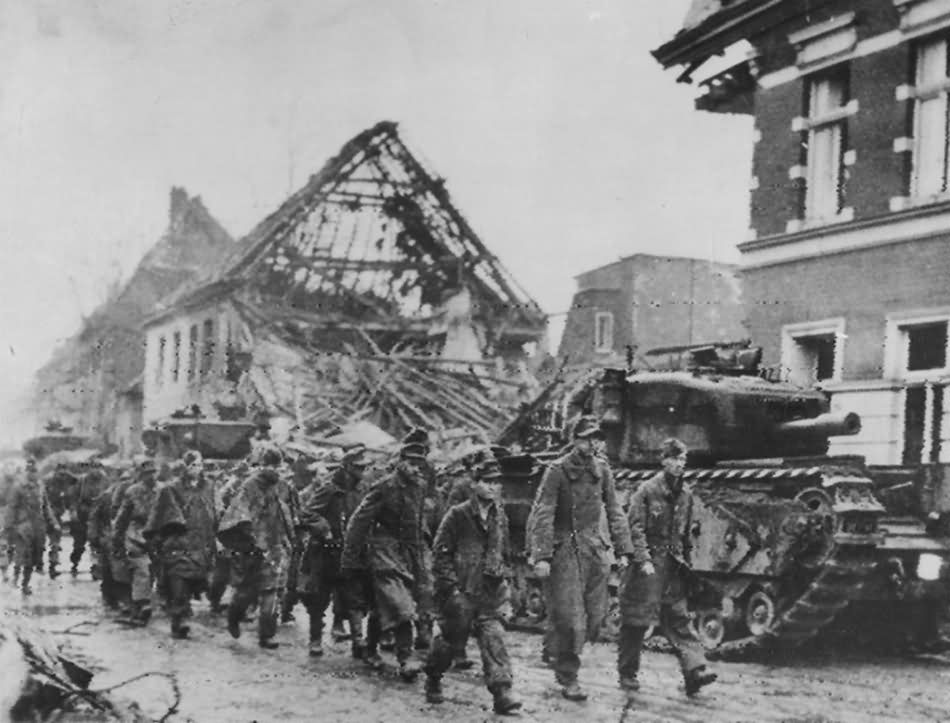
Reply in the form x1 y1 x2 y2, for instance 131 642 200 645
245 323 538 450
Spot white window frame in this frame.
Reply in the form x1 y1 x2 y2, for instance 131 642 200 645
803 72 851 223
907 35 950 200
594 311 614 353
884 307 950 381
780 318 846 387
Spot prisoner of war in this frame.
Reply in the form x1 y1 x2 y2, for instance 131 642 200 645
112 457 160 626
424 458 522 715
145 450 218 639
618 437 717 698
4 457 61 595
528 414 634 701
296 443 373 659
218 445 296 649
341 441 434 682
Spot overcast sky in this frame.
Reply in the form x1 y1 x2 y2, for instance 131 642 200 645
0 0 752 444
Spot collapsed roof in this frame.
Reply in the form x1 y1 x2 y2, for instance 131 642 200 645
153 121 546 355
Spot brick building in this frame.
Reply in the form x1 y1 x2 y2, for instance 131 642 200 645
655 0 950 466
557 254 745 367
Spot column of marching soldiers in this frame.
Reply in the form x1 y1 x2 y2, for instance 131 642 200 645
1 416 718 714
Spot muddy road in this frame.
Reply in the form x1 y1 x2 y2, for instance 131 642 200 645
3 555 949 723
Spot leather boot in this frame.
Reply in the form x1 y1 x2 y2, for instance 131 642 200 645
331 615 349 641
349 612 366 659
424 676 444 704
171 617 190 639
395 622 421 681
492 685 523 715
20 566 32 596
227 604 242 639
684 666 717 697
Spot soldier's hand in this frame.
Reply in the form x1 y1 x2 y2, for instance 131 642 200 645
641 561 655 576
616 554 631 571
533 560 551 579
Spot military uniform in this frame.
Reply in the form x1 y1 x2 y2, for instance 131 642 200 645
425 491 520 714
146 470 217 637
529 443 633 690
208 465 247 611
112 471 159 623
342 450 433 678
4 466 61 594
69 469 105 574
87 482 129 608
297 462 370 657
219 458 296 648
619 469 710 691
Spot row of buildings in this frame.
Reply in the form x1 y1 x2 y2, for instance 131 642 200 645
41 0 950 474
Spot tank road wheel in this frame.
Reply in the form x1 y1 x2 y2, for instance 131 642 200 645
692 609 726 650
745 590 777 637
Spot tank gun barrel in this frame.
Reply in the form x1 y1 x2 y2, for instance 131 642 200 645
776 412 861 438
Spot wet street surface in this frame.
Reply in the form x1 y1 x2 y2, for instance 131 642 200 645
2 551 950 723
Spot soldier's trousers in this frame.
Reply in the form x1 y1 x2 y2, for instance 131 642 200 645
229 551 285 642
127 553 152 605
548 541 610 684
300 571 370 644
208 553 231 608
69 520 88 568
617 603 706 682
427 594 512 691
167 574 206 631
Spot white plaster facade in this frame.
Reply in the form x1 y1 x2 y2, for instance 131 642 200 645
142 299 249 425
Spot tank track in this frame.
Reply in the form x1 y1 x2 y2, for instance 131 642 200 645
706 543 878 660
615 464 884 662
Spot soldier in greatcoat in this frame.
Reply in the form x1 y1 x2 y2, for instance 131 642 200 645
528 415 634 701
145 450 218 638
619 438 716 697
112 458 159 625
4 458 61 595
218 446 296 649
296 444 372 658
341 441 433 681
424 459 522 715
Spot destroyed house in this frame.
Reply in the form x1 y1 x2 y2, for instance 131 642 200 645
142 121 547 440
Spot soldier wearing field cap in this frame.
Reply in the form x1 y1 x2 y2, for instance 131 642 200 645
424 459 521 715
341 441 433 681
619 437 716 698
297 443 372 658
528 414 634 701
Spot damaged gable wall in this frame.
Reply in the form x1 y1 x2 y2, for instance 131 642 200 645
32 188 235 450
142 122 548 443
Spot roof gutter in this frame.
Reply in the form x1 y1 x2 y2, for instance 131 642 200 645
652 0 808 72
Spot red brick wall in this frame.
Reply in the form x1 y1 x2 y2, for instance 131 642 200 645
743 235 950 380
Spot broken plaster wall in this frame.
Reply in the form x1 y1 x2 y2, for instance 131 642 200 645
431 286 486 364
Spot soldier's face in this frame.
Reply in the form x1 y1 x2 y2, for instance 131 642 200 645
662 452 687 478
473 479 500 502
573 437 594 456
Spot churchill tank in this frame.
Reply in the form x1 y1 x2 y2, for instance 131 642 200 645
506 342 950 658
